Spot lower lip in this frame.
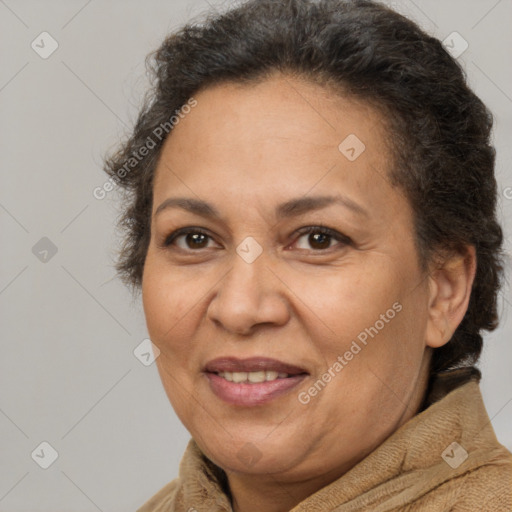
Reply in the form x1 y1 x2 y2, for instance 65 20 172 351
205 372 308 406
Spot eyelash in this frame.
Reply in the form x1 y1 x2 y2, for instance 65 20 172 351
161 225 352 253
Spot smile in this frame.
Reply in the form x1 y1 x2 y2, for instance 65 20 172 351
204 357 309 406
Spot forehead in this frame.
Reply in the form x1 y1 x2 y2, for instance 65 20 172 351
152 74 397 214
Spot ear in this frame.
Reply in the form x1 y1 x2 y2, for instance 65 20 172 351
425 245 477 349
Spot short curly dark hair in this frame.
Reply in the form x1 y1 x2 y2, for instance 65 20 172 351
103 0 504 376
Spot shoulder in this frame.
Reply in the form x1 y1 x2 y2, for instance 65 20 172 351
449 450 512 511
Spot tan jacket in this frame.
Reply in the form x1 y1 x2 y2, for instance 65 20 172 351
137 368 512 511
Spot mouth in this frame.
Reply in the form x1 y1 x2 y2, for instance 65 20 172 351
203 357 309 406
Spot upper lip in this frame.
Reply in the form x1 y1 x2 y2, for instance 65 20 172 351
204 357 308 375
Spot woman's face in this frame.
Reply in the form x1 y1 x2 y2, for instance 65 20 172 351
142 74 433 481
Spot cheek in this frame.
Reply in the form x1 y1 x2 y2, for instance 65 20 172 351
154 353 198 433
142 274 170 340
310 259 426 370
142 254 214 386
296 260 405 339
142 254 193 340
144 267 199 415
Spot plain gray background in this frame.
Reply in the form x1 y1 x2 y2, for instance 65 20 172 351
0 0 511 510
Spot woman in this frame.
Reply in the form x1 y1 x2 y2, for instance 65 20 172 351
104 0 512 510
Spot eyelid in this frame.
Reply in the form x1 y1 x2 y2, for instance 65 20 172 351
293 225 352 244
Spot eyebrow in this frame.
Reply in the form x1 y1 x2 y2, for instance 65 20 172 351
154 194 368 219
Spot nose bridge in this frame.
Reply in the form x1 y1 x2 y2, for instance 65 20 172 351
224 237 271 305
208 237 289 333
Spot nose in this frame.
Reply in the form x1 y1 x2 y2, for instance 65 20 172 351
206 247 291 336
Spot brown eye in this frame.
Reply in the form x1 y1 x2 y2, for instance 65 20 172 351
305 232 331 250
182 232 210 249
293 226 351 251
164 228 215 250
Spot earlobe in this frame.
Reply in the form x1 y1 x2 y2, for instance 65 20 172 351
425 246 477 349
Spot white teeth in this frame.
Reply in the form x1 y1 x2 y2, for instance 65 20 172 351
232 372 247 383
248 371 266 383
218 370 288 383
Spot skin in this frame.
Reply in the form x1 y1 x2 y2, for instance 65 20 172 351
141 73 476 512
